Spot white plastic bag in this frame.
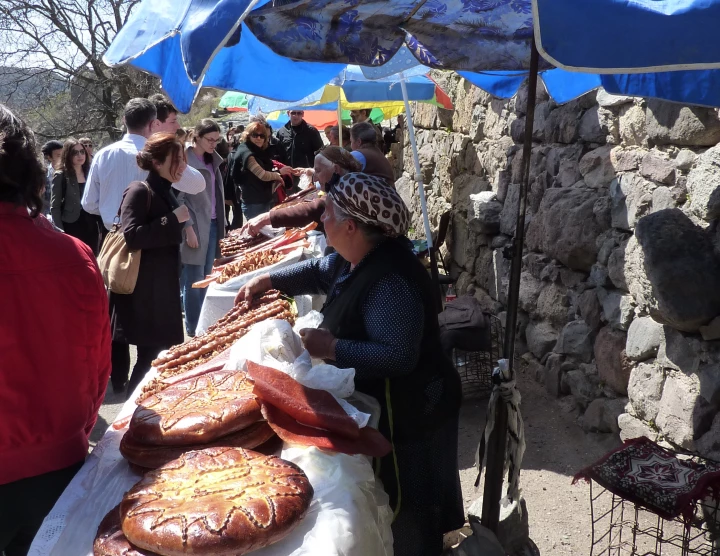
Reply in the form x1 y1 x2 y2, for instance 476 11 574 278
228 319 366 425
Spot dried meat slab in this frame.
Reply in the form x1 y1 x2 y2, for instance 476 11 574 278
127 370 261 446
247 361 359 440
120 447 313 556
262 403 392 458
120 422 275 469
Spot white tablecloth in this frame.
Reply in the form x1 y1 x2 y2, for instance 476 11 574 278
196 233 327 335
28 372 393 556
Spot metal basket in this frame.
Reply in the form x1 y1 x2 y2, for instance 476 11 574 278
452 313 504 399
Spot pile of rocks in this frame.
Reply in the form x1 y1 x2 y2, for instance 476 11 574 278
397 73 720 455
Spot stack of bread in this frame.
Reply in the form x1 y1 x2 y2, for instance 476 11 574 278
120 368 277 470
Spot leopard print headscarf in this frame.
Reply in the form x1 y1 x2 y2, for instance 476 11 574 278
328 172 410 237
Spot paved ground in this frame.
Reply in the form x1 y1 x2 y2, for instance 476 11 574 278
90 352 622 554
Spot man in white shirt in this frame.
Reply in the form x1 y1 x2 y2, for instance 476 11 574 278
81 97 204 233
82 96 204 394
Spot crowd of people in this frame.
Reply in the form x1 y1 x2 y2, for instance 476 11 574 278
1 94 462 556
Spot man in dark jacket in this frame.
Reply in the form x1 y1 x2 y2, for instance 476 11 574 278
275 110 323 171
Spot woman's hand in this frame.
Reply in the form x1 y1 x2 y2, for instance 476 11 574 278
173 205 190 223
185 226 199 249
299 328 338 360
234 273 272 305
278 166 294 176
300 168 314 179
243 213 271 236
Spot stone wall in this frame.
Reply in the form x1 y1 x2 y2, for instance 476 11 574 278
397 73 720 455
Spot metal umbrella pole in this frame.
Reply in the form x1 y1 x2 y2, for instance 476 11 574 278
399 73 443 311
480 38 539 532
337 103 343 145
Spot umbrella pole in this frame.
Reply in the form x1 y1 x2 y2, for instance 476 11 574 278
337 103 343 146
400 74 442 311
480 38 539 532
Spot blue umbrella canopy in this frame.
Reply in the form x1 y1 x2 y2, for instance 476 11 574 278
535 0 720 73
105 0 720 112
104 0 345 112
460 68 720 108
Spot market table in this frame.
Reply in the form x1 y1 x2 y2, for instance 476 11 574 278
28 369 393 556
196 232 327 335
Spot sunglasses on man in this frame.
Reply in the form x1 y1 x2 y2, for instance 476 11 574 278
289 111 304 116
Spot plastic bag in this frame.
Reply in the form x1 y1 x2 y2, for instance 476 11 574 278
228 319 366 426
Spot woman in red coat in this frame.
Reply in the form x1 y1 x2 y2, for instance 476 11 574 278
0 104 112 555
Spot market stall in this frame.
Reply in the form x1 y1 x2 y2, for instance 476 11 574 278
29 300 394 556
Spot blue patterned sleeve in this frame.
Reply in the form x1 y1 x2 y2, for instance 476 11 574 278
334 273 424 379
270 252 339 296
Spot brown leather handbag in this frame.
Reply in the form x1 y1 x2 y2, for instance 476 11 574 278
97 183 150 294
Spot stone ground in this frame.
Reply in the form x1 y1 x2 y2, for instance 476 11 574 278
90 352 623 555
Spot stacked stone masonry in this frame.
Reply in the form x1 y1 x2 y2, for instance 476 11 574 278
395 73 720 456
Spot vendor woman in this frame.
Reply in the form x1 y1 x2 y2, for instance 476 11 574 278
236 172 464 555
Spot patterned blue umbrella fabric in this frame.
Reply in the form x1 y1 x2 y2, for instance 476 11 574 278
246 0 720 74
246 0 550 72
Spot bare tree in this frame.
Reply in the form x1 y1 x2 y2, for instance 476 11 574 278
0 0 158 141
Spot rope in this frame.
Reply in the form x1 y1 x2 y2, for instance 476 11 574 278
474 359 526 503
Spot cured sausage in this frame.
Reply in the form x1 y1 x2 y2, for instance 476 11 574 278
261 403 392 458
247 361 359 440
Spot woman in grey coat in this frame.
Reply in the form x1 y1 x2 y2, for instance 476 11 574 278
178 119 226 336
50 138 99 253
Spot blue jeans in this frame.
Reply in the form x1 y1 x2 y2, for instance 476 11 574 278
181 219 219 336
242 201 274 221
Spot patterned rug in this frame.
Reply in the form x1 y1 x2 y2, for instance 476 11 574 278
574 437 720 521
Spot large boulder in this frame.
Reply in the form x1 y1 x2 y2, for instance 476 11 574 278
578 106 616 144
645 99 720 147
625 316 664 361
544 101 581 144
686 145 720 220
624 209 720 332
578 288 603 332
610 173 654 231
655 371 715 449
581 398 627 433
595 326 631 396
536 282 571 328
518 272 543 314
526 187 607 271
525 321 558 360
597 289 635 331
607 244 628 291
618 104 647 147
627 362 665 421
468 191 503 234
618 413 658 442
555 321 594 363
563 370 597 409
640 152 676 185
579 146 616 189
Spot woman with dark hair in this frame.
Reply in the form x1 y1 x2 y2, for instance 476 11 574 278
0 104 111 555
50 138 100 253
236 172 463 556
242 145 362 236
231 120 291 221
110 132 191 397
177 118 226 336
